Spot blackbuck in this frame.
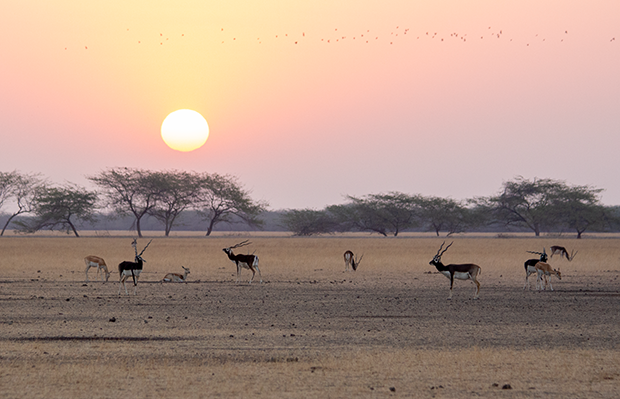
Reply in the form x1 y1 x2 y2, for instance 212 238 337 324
118 239 152 295
343 250 363 271
162 266 190 283
429 241 481 300
223 240 262 284
84 255 111 282
523 249 548 290
534 262 562 291
550 245 577 261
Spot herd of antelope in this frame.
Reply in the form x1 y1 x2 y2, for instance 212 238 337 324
83 239 577 299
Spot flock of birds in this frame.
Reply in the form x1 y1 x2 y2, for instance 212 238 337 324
83 238 576 301
65 25 617 51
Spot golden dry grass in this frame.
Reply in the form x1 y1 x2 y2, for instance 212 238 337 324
1 234 619 398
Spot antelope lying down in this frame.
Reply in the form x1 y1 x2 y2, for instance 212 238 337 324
535 262 562 291
429 241 481 300
162 266 190 283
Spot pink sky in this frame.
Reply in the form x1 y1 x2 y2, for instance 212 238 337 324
1 1 619 210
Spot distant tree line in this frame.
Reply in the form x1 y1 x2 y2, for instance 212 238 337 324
281 177 620 238
1 171 618 238
0 168 267 237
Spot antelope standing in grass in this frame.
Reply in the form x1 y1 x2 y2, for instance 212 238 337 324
550 245 577 261
535 262 562 291
118 239 152 295
84 255 111 282
162 266 190 283
343 250 363 271
429 241 481 300
223 240 262 284
523 249 548 290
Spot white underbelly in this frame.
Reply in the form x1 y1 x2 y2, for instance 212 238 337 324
440 271 471 280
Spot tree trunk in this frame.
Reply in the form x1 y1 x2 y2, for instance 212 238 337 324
136 217 143 238
205 218 216 236
1 213 19 236
69 220 79 237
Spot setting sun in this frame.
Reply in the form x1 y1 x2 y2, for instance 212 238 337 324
161 109 209 152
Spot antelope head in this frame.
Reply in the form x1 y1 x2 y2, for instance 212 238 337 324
135 239 152 262
430 241 453 266
223 240 251 254
352 254 364 271
527 248 548 262
568 250 578 261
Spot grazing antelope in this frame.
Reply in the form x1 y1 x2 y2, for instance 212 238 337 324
535 262 562 291
343 250 363 271
162 266 190 283
223 240 262 284
118 239 152 295
84 255 111 282
523 249 548 290
550 245 577 261
429 241 481 300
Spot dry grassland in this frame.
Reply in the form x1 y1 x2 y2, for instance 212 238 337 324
1 233 619 398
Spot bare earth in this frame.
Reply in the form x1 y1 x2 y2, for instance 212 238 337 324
1 235 619 398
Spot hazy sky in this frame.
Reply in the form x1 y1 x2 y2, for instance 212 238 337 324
1 1 619 210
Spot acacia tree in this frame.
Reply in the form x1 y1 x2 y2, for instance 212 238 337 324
486 177 567 236
15 184 97 237
195 173 267 236
329 192 419 236
88 168 163 237
418 196 469 236
551 184 606 238
0 171 43 236
147 170 200 236
281 208 338 236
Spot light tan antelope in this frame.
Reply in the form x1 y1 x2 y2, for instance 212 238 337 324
523 249 548 290
162 266 190 283
535 262 562 291
550 245 577 261
343 250 363 271
84 255 111 282
429 241 482 300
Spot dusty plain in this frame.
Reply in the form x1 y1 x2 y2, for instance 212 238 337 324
1 233 619 398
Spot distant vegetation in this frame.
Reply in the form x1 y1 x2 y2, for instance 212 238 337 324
1 170 618 237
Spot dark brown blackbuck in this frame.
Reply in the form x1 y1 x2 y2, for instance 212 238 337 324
550 245 577 261
523 248 548 290
118 239 152 295
429 241 481 300
343 250 363 271
222 240 262 284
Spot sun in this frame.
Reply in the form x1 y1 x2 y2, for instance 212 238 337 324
161 109 209 152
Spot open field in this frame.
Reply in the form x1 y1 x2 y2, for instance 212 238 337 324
1 234 619 398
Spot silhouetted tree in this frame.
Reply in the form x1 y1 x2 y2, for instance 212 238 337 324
418 196 469 236
195 173 267 236
0 171 43 236
329 192 419 236
281 208 338 236
147 170 200 236
88 168 163 237
15 184 97 237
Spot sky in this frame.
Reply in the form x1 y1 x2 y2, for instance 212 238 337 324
1 1 619 210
